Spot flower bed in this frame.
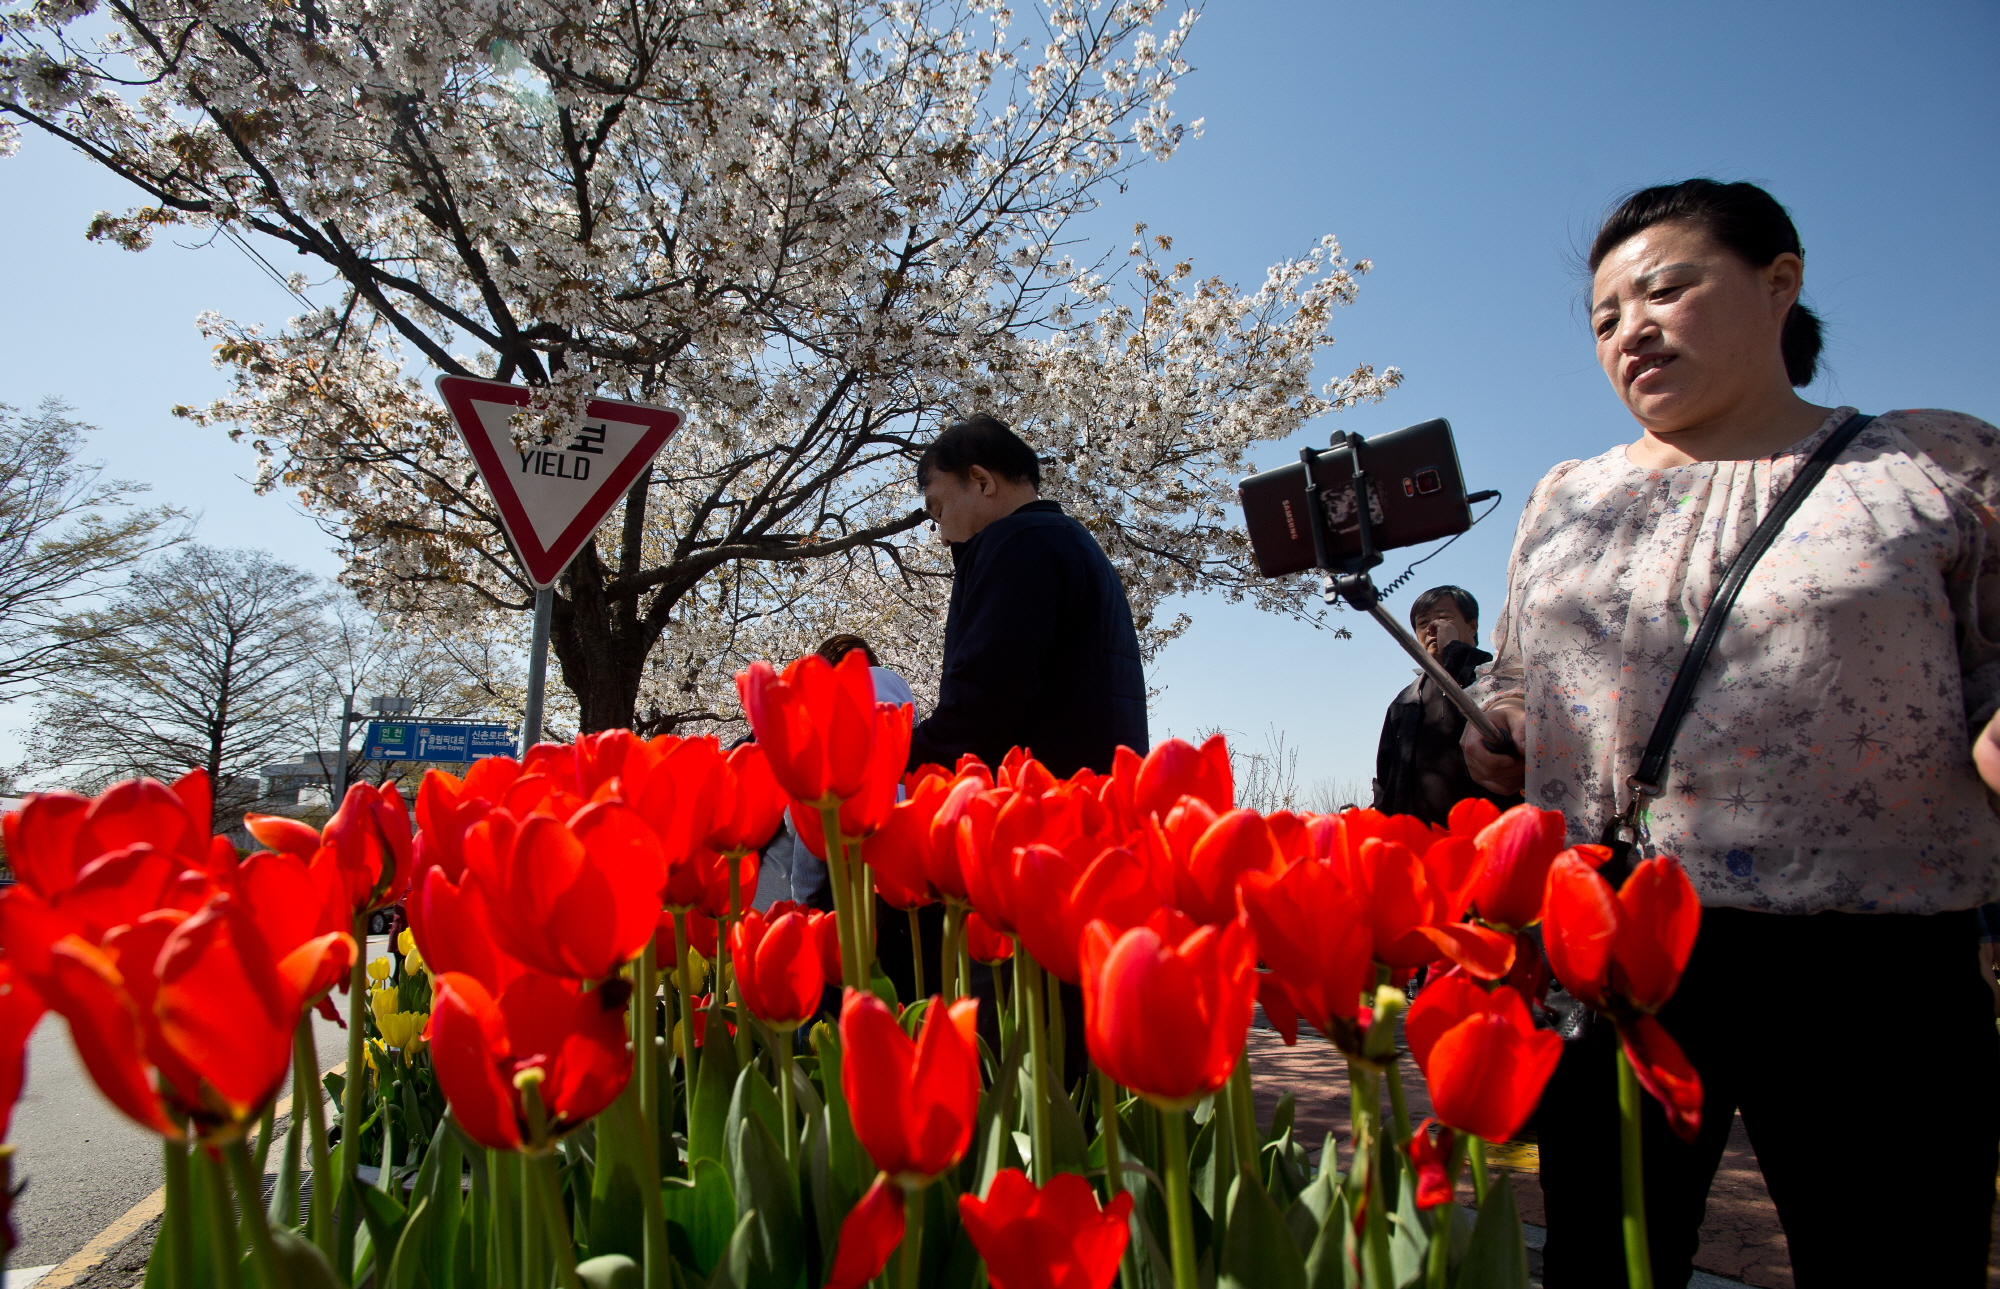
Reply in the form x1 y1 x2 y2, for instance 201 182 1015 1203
0 650 1700 1289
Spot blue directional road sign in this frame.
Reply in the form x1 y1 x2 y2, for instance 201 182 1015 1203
363 722 518 763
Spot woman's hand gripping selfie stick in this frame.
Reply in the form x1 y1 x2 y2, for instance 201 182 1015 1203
1299 438 1521 759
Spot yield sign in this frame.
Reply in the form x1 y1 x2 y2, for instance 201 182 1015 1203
436 375 684 588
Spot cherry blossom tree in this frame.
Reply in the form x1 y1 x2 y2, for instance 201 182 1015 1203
2 0 1399 731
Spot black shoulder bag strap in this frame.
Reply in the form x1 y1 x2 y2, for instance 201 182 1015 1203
1599 411 1876 878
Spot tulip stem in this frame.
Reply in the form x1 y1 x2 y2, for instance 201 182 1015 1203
614 1087 671 1289
224 1137 288 1289
1425 1132 1469 1289
1045 967 1066 1090
338 914 368 1273
293 1020 332 1253
1466 1136 1489 1205
1616 1043 1655 1289
776 1030 798 1165
672 913 701 1097
531 1151 584 1289
1228 1053 1260 1175
821 808 864 990
940 904 964 1002
636 938 661 1169
1385 1057 1413 1147
160 1136 194 1289
1157 1106 1199 1289
1350 1064 1396 1289
195 1143 244 1289
1018 950 1054 1184
905 907 928 1001
897 1179 925 1289
275 1058 304 1230
1097 1071 1138 1289
727 858 755 1068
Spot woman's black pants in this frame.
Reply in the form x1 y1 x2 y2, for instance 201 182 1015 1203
1538 906 1999 1288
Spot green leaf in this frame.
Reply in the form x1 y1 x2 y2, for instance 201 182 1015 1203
726 1106 806 1288
1302 1186 1354 1289
576 1253 643 1289
897 997 931 1039
1028 1057 1091 1176
810 1022 870 1200
703 1211 761 1289
386 1194 432 1289
726 1065 785 1160
409 1116 463 1289
1388 1165 1426 1289
867 970 899 1010
661 1156 736 1278
1286 1166 1339 1256
1189 1111 1222 1221
1267 1092 1296 1146
687 1028 742 1166
1453 1176 1530 1289
354 1174 410 1268
1220 1167 1308 1289
269 1228 346 1289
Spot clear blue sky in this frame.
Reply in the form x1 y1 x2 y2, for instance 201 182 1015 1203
3 1 1996 790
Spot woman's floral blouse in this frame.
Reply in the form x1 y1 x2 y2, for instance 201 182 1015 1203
1470 407 2000 914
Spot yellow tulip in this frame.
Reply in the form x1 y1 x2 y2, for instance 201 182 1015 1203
371 987 402 1029
367 956 393 984
379 1010 430 1051
397 928 427 976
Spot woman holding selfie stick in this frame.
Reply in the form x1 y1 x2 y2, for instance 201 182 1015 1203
1463 180 2000 1287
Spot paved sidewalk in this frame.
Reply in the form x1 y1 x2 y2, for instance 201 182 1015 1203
1243 1019 2000 1289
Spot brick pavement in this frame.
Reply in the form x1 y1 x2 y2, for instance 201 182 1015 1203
1243 1023 1998 1289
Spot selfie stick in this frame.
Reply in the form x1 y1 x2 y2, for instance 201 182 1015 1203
1298 437 1520 758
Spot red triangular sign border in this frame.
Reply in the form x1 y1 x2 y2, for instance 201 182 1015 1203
436 375 683 588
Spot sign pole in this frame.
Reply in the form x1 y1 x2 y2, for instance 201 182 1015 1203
332 693 358 806
521 586 554 750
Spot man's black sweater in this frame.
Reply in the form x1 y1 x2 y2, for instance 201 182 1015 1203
908 499 1148 776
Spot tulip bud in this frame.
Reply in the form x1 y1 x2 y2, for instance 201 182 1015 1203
1363 984 1407 1064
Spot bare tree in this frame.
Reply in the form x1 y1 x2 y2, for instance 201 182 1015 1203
0 400 186 696
24 546 330 828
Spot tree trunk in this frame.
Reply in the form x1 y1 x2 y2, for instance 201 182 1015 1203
547 475 659 733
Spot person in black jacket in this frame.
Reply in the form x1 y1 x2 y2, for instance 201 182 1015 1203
907 415 1148 777
1372 585 1521 825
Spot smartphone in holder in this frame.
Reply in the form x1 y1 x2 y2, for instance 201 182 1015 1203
1237 418 1472 578
1234 417 1518 758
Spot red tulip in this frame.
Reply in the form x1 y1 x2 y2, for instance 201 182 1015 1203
840 989 981 1181
1169 808 1287 928
657 905 719 961
1467 805 1587 931
825 1174 907 1289
1543 852 1704 1139
459 804 666 982
1404 972 1561 1142
954 786 1040 935
959 1169 1134 1289
736 652 883 807
1012 843 1157 986
685 994 735 1048
728 909 825 1029
427 970 633 1152
1130 735 1233 822
1407 1120 1457 1210
706 743 789 855
964 910 1014 964
409 864 528 996
1078 909 1257 1110
0 958 44 1140
863 775 949 910
8 773 225 900
316 781 415 920
1236 856 1373 1049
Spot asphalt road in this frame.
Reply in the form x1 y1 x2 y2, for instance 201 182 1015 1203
10 939 382 1274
